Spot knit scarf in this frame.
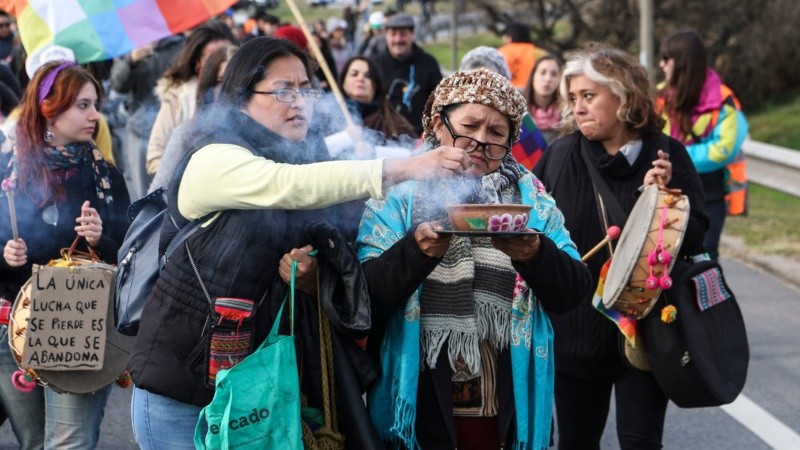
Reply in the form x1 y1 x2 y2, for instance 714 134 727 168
412 155 522 377
529 103 560 132
8 141 113 204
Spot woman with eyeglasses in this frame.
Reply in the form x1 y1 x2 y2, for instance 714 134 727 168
0 60 130 450
355 68 591 449
127 37 472 449
459 45 550 171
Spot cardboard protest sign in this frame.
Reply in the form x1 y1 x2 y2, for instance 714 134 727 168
22 265 113 371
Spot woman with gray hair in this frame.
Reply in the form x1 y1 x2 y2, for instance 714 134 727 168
460 46 512 79
356 68 591 449
533 44 708 449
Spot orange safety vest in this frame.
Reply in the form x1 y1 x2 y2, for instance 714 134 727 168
725 153 748 215
718 85 748 216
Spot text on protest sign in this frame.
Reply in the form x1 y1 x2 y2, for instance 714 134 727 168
22 265 112 371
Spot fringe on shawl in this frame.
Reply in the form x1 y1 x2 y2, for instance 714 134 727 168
383 395 417 450
419 299 512 376
512 440 549 450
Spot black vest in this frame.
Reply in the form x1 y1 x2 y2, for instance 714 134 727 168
128 108 328 405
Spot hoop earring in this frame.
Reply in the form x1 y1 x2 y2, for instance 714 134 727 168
43 129 55 143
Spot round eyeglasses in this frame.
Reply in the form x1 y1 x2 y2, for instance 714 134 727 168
441 114 511 160
252 88 322 103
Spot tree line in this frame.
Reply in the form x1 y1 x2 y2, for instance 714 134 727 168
475 0 799 110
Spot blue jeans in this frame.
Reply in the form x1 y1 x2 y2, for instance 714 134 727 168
132 386 204 449
0 325 111 449
0 325 44 450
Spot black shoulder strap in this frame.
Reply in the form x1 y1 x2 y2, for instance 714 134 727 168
160 215 202 271
578 142 627 227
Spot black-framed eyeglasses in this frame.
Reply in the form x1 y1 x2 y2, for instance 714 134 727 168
251 88 322 103
0 23 10 28
441 113 511 161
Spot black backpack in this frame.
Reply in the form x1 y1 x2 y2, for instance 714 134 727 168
641 257 749 407
114 188 200 335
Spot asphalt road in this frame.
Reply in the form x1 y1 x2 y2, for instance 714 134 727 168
600 258 800 449
1 257 798 449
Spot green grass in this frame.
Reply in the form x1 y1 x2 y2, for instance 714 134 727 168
729 96 800 259
724 183 800 258
270 5 347 26
748 94 800 151
421 33 504 72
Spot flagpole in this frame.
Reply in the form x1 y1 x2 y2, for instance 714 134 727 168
284 0 355 127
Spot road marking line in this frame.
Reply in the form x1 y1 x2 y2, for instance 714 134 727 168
721 394 800 449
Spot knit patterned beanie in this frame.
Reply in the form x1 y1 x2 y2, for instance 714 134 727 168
422 68 527 143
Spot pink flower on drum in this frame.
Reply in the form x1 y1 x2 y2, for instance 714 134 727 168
1 178 15 192
512 213 528 231
488 213 513 232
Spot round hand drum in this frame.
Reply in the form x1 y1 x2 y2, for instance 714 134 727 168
9 250 134 394
603 185 690 319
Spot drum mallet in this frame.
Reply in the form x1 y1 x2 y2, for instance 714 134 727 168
581 226 621 262
2 178 18 240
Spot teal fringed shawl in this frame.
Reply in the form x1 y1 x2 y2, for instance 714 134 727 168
357 169 581 449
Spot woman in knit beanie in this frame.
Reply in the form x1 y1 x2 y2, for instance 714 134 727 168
458 48 550 169
356 68 591 449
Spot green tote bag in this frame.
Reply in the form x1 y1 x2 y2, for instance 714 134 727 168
194 263 303 450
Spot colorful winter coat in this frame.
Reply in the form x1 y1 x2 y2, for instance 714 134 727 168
658 68 749 213
658 68 748 174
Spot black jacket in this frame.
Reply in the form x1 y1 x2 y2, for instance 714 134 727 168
109 35 184 112
0 153 129 301
362 227 591 448
533 131 709 377
374 44 442 135
700 169 726 203
128 108 383 448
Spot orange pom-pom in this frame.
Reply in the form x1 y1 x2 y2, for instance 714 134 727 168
660 305 677 323
116 371 133 389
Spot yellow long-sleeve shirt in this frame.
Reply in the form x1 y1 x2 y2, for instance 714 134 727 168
178 143 385 220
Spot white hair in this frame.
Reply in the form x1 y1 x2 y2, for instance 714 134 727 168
559 53 631 126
